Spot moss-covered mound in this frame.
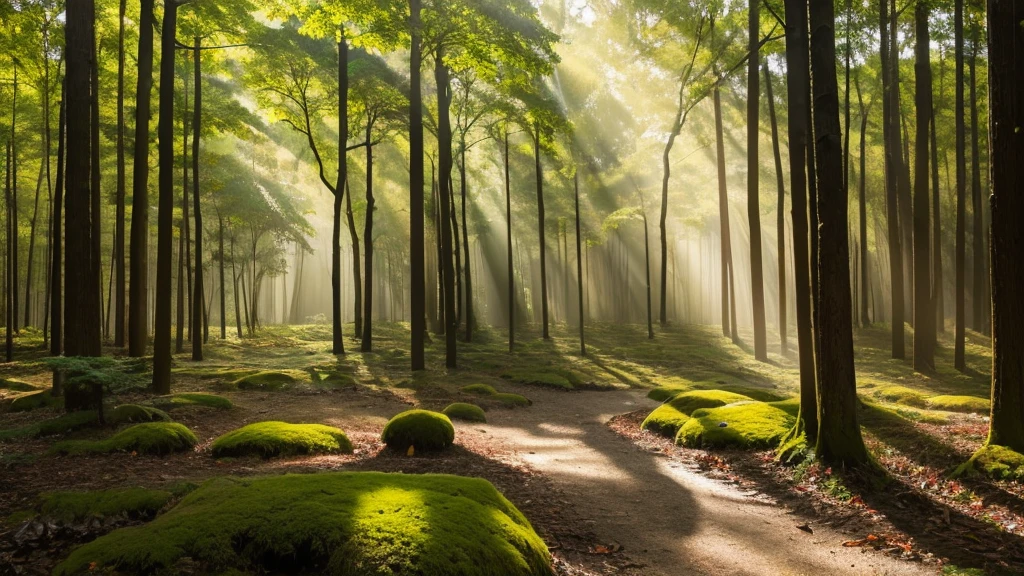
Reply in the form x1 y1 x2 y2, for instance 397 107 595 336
39 488 174 522
316 371 357 388
381 410 455 452
925 395 989 414
647 386 687 402
870 385 928 407
50 423 198 456
211 422 353 459
109 404 171 425
461 383 498 396
0 411 100 441
640 405 690 437
642 390 752 437
232 370 302 390
55 472 551 576
954 444 1024 480
443 403 487 423
676 401 796 449
9 390 62 412
494 393 532 407
154 392 233 411
501 368 573 390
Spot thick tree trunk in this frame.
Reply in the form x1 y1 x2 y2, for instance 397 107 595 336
114 0 126 347
912 1 935 371
953 0 967 371
808 0 868 466
435 49 457 367
534 128 550 340
128 0 154 356
880 0 905 358
765 64 787 353
409 0 425 370
747 0 767 362
49 77 66 362
361 124 374 352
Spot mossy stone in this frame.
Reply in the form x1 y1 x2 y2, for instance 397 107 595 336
9 390 62 412
640 404 690 437
493 393 532 407
501 369 573 390
38 488 174 522
50 422 198 456
381 410 455 452
461 383 498 396
109 404 171 425
55 472 551 576
211 421 353 459
925 395 989 414
443 403 487 423
232 370 301 390
676 401 796 449
954 444 1024 480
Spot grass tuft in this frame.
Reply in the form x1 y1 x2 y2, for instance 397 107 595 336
211 421 353 459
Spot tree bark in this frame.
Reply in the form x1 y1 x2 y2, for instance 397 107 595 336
912 0 935 371
880 0 905 358
409 0 425 370
765 64 786 353
361 122 374 352
114 0 127 347
191 38 204 361
49 77 66 362
533 127 550 340
460 142 473 341
747 0 767 362
574 170 585 354
713 85 737 344
953 0 967 371
128 0 154 357
435 48 457 367
856 75 870 327
505 129 515 353
969 26 984 333
218 215 225 338
345 180 361 338
332 39 349 355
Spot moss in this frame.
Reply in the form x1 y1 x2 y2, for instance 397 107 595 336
55 472 551 576
871 385 928 407
174 366 258 381
443 403 487 423
501 368 573 390
109 404 171 425
50 422 198 456
925 395 989 414
381 410 455 452
676 401 796 449
0 378 37 392
640 404 690 437
647 386 688 402
461 383 498 396
156 392 233 410
317 371 357 388
211 422 353 459
493 393 532 407
38 488 174 522
664 389 752 414
9 390 62 412
35 411 101 436
232 370 303 390
954 444 1024 481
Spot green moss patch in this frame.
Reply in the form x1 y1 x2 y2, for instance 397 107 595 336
925 395 989 414
0 378 37 392
647 386 688 402
501 369 573 390
38 488 174 522
676 401 796 449
55 472 551 576
443 403 486 423
154 392 233 410
50 423 198 456
382 410 455 452
211 422 353 459
461 383 498 396
231 370 304 391
0 411 101 441
954 444 1024 481
493 393 532 407
109 404 171 425
9 390 62 412
664 389 752 414
316 371 357 388
640 404 690 436
870 385 928 407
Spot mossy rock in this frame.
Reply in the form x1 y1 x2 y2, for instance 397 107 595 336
381 410 455 452
664 389 752 414
461 383 498 396
50 423 198 456
871 385 928 407
109 404 171 425
493 393 532 407
640 404 690 437
38 488 174 522
211 421 353 459
317 371 358 388
925 395 989 414
0 378 37 393
232 370 302 391
154 392 233 410
54 472 551 576
9 390 62 412
501 369 573 390
954 444 1024 480
676 401 796 449
443 403 487 423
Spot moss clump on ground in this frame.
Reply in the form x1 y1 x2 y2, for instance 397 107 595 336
641 390 752 437
443 403 487 423
316 371 357 388
640 404 690 436
925 395 989 414
461 383 498 396
954 444 1024 480
55 472 551 576
501 368 573 390
155 392 233 410
493 393 532 407
647 386 688 402
109 404 171 425
0 378 37 392
211 422 353 459
871 385 928 407
381 410 455 452
38 488 174 522
50 423 198 456
676 401 796 449
0 411 101 440
231 370 303 390
9 390 62 412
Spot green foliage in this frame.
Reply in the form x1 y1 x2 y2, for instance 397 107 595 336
493 393 532 407
8 390 61 412
154 392 234 410
501 369 573 390
443 403 487 423
49 423 198 456
925 395 989 414
109 404 172 425
38 488 174 522
232 370 303 390
462 383 498 396
640 404 689 436
954 444 1024 481
676 401 797 450
381 410 455 452
55 472 551 576
211 422 353 459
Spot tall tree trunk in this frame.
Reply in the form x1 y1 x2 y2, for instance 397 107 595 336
747 0 767 362
533 128 550 340
912 0 935 371
191 39 204 361
985 0 1024 452
643 209 654 340
880 0 905 358
409 0 425 370
332 38 349 355
176 206 185 353
809 0 868 467
218 215 225 338
460 142 473 341
25 158 44 328
969 27 984 333
713 85 736 343
783 0 817 442
931 108 943 333
176 74 190 354
449 180 461 328
505 129 514 352
891 0 914 324
11 64 18 336
42 44 56 346
128 0 154 357
89 7 101 339
231 235 242 338
345 180 361 338
765 64 786 353
953 0 967 371
5 142 12 362
50 76 66 364
361 124 374 352
435 49 457 367
114 0 126 347
574 170 585 354
152 0 179 395
856 76 870 327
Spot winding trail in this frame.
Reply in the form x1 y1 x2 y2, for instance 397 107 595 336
481 388 935 576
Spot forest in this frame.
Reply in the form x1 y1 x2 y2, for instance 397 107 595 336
0 0 1022 574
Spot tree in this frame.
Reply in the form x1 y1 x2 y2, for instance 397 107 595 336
746 0 767 362
880 0 905 359
113 0 126 347
764 62 786 354
953 0 967 371
912 0 934 372
409 0 425 370
969 21 984 334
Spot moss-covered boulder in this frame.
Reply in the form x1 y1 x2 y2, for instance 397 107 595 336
443 403 486 423
38 488 174 522
54 472 551 576
382 410 455 452
9 390 62 412
50 423 198 456
954 444 1024 480
211 422 353 459
154 392 233 410
641 405 690 437
461 383 498 396
493 393 532 407
642 390 752 437
676 401 796 449
501 368 573 390
925 395 989 414
232 370 302 390
109 404 171 425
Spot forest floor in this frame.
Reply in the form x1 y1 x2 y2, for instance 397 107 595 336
0 321 1022 575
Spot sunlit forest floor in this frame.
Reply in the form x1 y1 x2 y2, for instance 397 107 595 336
1 321 1021 575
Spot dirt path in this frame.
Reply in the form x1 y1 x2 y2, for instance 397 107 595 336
478 388 937 576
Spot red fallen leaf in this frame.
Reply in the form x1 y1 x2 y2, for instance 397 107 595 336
842 540 867 547
867 534 879 542
825 467 833 476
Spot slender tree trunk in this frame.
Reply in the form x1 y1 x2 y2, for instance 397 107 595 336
231 235 242 338
218 215 225 338
713 86 736 342
953 0 967 371
361 124 375 352
969 27 984 333
449 180 461 328
176 75 190 354
856 76 870 327
460 142 473 341
765 64 787 353
747 0 767 362
880 0 905 358
643 209 654 340
931 108 943 333
913 0 935 371
10 64 18 336
128 0 154 357
42 47 56 346
809 0 868 466
534 128 550 340
345 180 362 338
574 171 585 353
435 49 456 367
332 38 349 355
50 77 66 363
89 9 101 340
191 39 204 361
5 142 12 362
409 0 425 370
505 129 514 352
24 159 44 328
114 0 126 347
